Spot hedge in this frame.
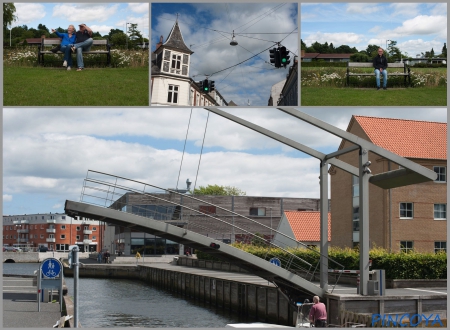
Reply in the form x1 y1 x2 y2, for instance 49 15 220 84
195 245 446 280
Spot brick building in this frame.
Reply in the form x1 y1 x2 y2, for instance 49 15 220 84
105 194 330 255
2 213 105 252
330 115 447 253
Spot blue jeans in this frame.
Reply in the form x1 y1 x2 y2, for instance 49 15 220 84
61 45 73 67
374 69 387 87
73 38 93 69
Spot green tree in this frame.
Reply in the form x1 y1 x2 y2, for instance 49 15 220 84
127 23 143 48
350 52 370 62
3 3 17 32
335 44 358 53
365 44 380 57
441 43 447 58
301 39 307 50
192 184 246 196
37 23 49 33
430 48 435 58
110 32 127 46
108 28 124 39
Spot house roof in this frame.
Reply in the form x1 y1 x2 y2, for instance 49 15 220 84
284 211 331 242
351 116 447 160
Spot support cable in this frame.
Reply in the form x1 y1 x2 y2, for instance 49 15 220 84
176 109 193 191
192 112 210 194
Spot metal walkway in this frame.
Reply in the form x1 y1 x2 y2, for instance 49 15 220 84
64 170 347 298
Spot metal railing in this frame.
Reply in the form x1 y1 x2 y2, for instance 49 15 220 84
79 170 344 290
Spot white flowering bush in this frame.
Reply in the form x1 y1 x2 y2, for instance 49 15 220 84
302 67 447 88
4 46 149 68
4 48 37 66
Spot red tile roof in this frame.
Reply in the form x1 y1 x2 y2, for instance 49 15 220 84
284 211 331 242
352 116 447 160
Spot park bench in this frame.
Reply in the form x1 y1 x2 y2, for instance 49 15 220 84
38 38 111 66
346 62 411 87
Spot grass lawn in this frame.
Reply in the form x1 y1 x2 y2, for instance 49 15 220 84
301 87 447 106
4 67 149 106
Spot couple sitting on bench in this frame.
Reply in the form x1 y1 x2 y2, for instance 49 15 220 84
51 23 93 71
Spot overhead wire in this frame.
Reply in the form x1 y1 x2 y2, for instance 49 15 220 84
176 109 193 191
192 112 210 194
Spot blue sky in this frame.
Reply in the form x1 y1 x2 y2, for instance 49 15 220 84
3 108 446 216
12 3 149 39
302 3 447 57
151 3 298 106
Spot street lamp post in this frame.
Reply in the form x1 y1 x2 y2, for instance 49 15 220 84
126 22 131 49
270 208 273 242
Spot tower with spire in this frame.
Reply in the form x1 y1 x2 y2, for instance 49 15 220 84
151 18 226 106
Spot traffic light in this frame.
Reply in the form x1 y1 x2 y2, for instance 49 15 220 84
279 46 290 67
269 47 281 68
210 242 220 249
209 80 215 92
202 79 209 93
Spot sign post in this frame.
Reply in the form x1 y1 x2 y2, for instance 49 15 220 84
38 258 63 312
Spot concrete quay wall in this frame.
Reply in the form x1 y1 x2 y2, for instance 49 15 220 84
63 263 296 326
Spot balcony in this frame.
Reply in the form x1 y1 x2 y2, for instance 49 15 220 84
13 220 20 224
47 219 56 223
18 238 29 243
83 230 92 234
46 228 56 233
82 221 90 225
83 239 92 244
20 220 29 224
17 229 29 234
46 238 56 243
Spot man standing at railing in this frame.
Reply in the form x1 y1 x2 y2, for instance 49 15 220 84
373 47 388 90
70 23 94 72
309 296 327 327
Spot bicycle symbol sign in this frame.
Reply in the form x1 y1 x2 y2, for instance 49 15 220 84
41 258 61 278
270 257 281 267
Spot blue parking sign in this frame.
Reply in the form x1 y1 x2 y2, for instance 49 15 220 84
41 258 61 278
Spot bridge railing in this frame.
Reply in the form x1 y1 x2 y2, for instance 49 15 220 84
80 170 344 290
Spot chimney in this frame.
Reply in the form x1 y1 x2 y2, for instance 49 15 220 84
155 35 163 50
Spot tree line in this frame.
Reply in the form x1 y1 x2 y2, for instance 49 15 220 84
301 39 447 62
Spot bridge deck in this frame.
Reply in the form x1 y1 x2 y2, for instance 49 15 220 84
65 200 326 298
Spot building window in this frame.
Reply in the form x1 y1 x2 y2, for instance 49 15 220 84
199 205 216 215
76 226 81 231
40 225 44 229
76 235 80 240
40 234 44 238
60 235 65 239
92 236 96 240
84 235 89 240
400 241 413 253
433 166 446 182
250 207 266 216
34 234 37 238
42 216 44 220
171 54 181 72
61 225 66 230
6 235 9 239
35 225 37 229
84 226 89 230
435 241 446 253
92 227 97 231
399 202 413 219
434 204 447 220
167 85 179 104
49 234 54 239
62 216 66 219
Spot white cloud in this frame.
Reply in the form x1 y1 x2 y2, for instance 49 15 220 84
389 3 420 17
389 15 447 37
346 3 382 14
128 3 149 14
429 3 447 16
52 4 120 23
15 3 46 26
3 195 13 202
89 25 115 36
303 32 364 47
52 204 62 209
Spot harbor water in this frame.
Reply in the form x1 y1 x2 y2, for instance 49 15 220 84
3 262 247 327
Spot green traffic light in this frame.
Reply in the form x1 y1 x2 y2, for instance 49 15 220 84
282 58 287 63
204 87 209 91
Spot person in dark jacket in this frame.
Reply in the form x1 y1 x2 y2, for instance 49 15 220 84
373 47 388 90
70 23 94 71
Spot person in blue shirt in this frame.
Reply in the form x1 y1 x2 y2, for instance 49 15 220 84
51 25 76 71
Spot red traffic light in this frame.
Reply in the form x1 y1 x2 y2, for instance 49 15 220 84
210 242 220 249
